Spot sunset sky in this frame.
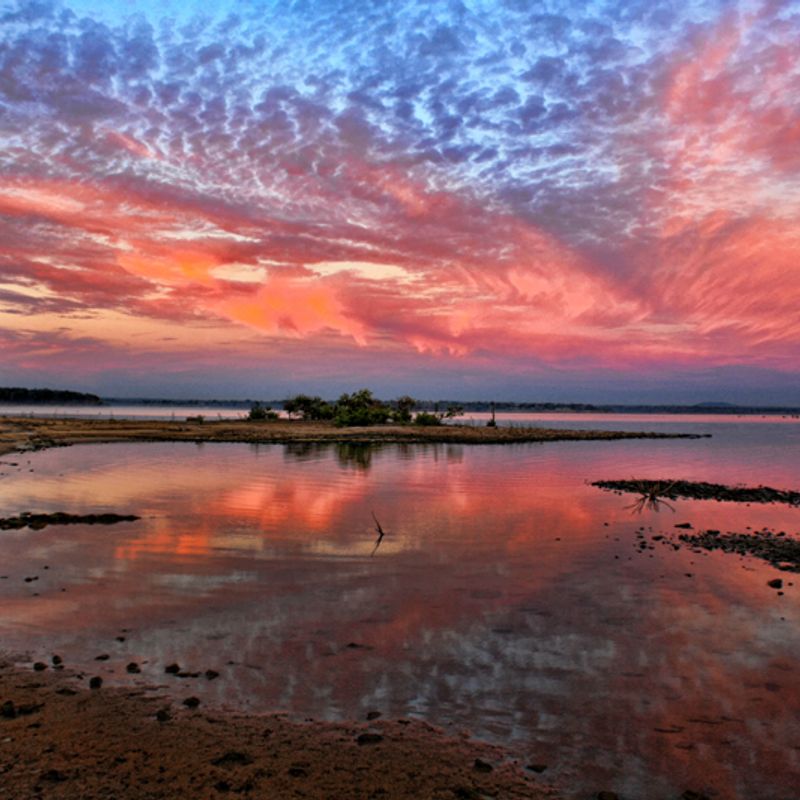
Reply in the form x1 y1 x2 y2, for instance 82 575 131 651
1 0 798 402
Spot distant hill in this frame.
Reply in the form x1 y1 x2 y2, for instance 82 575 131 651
0 387 103 405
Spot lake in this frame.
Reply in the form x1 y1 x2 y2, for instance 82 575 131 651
0 416 798 799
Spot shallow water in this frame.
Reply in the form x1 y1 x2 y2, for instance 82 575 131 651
1 420 798 799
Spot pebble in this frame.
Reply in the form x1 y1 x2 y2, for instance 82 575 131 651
126 662 141 674
164 663 181 674
33 662 47 672
473 758 493 773
89 676 103 689
183 696 200 709
356 733 383 745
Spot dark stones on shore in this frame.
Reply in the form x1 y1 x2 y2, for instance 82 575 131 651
767 578 783 589
526 763 547 773
89 676 103 689
2 700 43 719
597 793 619 800
183 696 200 709
126 662 141 674
592 478 800 507
366 710 382 720
156 708 171 722
32 662 47 672
165 663 181 674
0 511 140 531
472 758 493 773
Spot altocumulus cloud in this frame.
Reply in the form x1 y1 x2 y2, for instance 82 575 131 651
0 0 798 400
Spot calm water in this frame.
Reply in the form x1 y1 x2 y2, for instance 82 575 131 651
1 418 798 799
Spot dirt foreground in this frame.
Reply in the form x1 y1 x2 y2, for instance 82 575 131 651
0 415 704 457
0 660 558 800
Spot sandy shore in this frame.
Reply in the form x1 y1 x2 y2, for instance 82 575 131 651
0 415 704 457
0 659 559 800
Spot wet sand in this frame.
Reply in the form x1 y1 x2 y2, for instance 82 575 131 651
0 660 558 800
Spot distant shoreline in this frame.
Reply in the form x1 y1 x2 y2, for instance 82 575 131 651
0 416 708 457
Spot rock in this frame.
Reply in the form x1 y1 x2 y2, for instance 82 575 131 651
767 578 783 589
95 654 109 661
204 669 220 680
473 758 493 773
287 766 308 778
33 661 47 672
366 711 382 720
51 654 62 666
681 792 711 800
212 751 254 767
675 523 693 529
183 696 200 709
1 700 16 719
356 733 383 745
156 709 171 722
453 788 481 800
597 793 619 800
164 663 180 674
526 764 547 773
89 676 103 689
115 636 126 642
40 769 67 782
126 662 141 674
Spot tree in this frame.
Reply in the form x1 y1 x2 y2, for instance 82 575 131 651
283 394 334 420
248 402 278 421
393 395 416 423
333 389 391 427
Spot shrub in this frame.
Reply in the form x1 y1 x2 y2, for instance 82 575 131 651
392 395 416 423
333 389 391 427
248 403 278 421
283 394 335 420
413 411 442 426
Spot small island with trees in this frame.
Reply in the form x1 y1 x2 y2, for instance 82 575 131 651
249 389 463 427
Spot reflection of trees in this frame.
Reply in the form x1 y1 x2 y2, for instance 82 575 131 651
282 442 465 471
282 442 381 471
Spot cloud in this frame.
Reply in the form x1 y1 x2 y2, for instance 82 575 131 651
0 0 798 399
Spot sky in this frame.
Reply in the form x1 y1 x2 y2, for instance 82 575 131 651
0 0 799 403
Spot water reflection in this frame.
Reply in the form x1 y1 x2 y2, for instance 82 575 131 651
0 436 798 799
283 441 464 471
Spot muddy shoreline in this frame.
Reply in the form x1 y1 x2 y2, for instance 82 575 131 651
0 415 706 457
0 660 559 799
592 478 800 506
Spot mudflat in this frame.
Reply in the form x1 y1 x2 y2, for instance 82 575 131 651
0 660 558 800
0 415 704 457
